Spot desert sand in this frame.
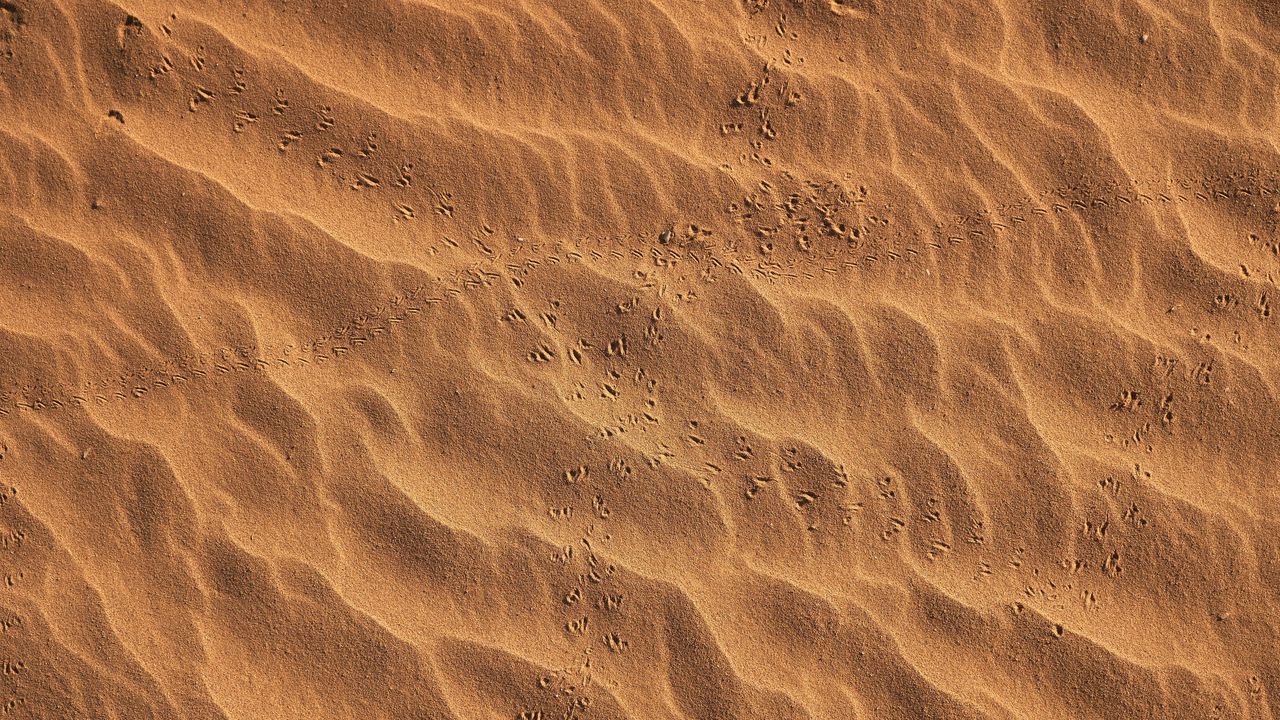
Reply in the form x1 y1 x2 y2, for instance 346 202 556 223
0 0 1277 718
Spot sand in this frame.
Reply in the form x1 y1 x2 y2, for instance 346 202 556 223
0 0 1278 718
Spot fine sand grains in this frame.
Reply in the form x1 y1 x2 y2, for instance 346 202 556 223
0 1 1278 719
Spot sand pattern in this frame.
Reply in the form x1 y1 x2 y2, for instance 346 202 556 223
0 1 1278 718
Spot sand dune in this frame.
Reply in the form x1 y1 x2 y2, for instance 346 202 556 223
1 0 1278 718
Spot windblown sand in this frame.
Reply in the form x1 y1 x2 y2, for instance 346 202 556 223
0 1 1278 718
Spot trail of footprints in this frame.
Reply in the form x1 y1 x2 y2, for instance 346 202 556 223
3 163 1278 415
0 257 1258 719
113 11 457 228
514 276 1260 715
1 9 1273 718
7 13 1265 413
499 278 1164 712
0 448 26 717
531 472 625 720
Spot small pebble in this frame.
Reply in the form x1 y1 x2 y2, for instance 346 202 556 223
1140 33 1149 43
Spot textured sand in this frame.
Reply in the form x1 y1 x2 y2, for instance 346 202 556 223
1 0 1279 718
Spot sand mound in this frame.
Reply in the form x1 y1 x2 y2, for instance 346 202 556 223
0 0 1277 718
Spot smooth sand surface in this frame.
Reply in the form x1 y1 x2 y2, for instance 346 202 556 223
1 1 1278 718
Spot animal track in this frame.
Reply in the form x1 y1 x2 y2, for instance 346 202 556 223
2 12 1273 720
2 168 1278 415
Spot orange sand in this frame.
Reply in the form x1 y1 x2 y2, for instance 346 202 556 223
1 1 1278 718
